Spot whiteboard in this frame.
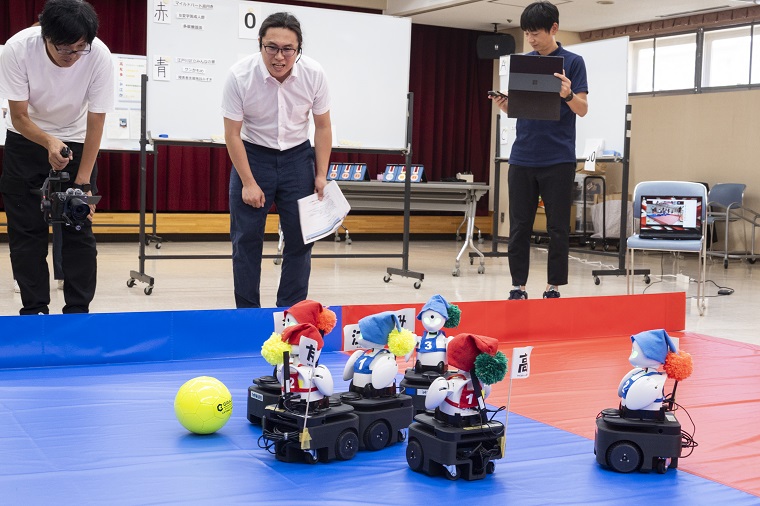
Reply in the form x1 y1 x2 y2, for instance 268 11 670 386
499 36 629 159
146 0 412 149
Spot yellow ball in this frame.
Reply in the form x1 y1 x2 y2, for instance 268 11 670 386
174 376 233 434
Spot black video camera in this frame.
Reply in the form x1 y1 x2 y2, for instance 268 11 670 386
39 148 101 230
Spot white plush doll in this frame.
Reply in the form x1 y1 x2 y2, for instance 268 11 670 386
343 311 415 396
618 329 693 412
410 294 461 374
425 333 507 420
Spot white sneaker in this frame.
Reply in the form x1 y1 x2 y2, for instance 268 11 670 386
57 280 64 290
13 280 20 293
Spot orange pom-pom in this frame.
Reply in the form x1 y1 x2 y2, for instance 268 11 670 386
316 308 337 334
663 350 693 381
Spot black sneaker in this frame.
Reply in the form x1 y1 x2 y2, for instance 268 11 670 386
508 289 528 300
542 289 561 299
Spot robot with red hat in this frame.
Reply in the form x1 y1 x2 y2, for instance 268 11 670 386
247 300 336 424
401 294 461 414
595 329 696 474
339 311 417 451
259 322 361 464
406 333 508 481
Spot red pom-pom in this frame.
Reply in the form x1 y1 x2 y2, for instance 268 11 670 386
663 350 693 381
317 308 337 334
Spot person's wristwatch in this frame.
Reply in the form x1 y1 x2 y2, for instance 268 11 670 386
563 90 574 102
72 183 92 192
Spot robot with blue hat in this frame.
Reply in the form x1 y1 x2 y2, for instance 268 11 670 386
595 329 696 474
340 311 417 451
401 295 461 413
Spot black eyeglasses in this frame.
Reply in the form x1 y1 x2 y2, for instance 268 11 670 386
262 45 298 57
53 43 92 56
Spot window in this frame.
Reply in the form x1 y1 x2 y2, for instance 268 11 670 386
629 33 696 93
703 26 751 87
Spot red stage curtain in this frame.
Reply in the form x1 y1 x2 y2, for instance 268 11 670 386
1 1 494 213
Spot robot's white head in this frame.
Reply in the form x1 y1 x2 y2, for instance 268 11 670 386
628 341 663 369
419 309 446 333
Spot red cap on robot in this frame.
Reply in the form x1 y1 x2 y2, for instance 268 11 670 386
283 299 337 335
280 322 324 350
447 333 499 371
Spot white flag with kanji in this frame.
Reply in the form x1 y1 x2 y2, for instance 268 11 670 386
511 346 533 379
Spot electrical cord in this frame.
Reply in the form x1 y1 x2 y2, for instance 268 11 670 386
637 253 735 298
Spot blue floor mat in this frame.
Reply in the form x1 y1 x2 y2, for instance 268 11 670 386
1 353 758 505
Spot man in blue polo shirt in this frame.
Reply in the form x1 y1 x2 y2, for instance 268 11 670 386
491 1 588 300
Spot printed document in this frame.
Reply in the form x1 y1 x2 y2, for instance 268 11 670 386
298 180 351 244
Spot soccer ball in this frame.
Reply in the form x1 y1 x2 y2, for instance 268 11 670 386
174 376 233 434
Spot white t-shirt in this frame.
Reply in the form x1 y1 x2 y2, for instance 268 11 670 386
0 26 114 142
221 52 330 151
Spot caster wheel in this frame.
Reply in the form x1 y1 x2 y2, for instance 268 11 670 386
383 275 391 283
749 258 757 264
443 464 460 481
469 257 474 265
486 461 496 474
413 281 422 289
590 242 596 250
644 275 651 284
452 268 460 277
478 237 484 244
334 236 341 242
455 235 462 242
724 259 729 269
655 458 668 474
335 430 359 461
127 278 136 288
594 276 601 285
273 258 282 265
477 265 485 274
406 439 424 472
304 450 318 464
606 441 642 473
155 242 161 249
144 286 154 296
346 238 352 245
603 243 610 252
397 429 406 442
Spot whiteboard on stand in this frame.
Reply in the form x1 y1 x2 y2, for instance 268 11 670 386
145 0 412 150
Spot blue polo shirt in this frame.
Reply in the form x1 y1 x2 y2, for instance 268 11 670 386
508 42 588 167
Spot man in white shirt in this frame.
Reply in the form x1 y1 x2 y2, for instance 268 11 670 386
0 0 114 315
222 12 332 308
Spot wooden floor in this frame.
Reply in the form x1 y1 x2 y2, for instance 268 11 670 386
0 212 493 236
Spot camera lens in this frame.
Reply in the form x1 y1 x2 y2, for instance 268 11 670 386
68 197 90 221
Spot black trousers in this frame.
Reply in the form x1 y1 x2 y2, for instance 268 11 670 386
1 131 97 315
507 163 575 287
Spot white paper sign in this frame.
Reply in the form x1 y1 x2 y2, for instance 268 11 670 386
511 346 534 379
272 311 286 334
583 138 604 172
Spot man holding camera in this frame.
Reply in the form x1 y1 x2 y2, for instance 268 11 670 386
0 0 114 315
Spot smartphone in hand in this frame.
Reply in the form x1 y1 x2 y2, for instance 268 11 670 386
488 90 507 99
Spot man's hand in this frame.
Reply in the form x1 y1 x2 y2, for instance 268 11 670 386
49 141 72 171
242 182 266 208
489 93 508 114
554 70 572 100
314 174 328 200
87 191 97 222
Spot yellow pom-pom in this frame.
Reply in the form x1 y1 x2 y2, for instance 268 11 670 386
261 332 290 365
387 327 415 357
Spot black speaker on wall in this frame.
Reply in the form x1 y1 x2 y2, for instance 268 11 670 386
477 33 516 59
